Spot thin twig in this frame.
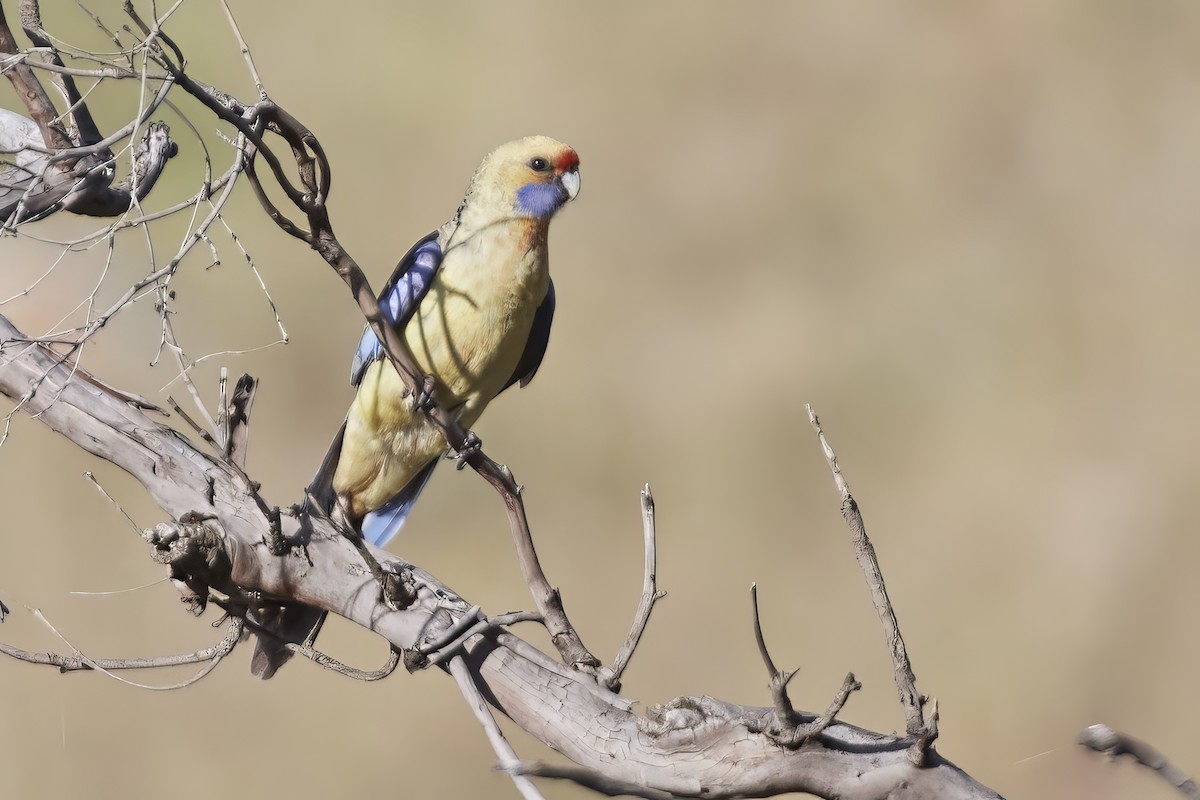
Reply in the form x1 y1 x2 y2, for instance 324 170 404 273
750 582 796 723
235 605 400 681
82 470 141 533
217 0 264 100
806 404 930 749
1 610 242 680
511 762 680 800
608 484 665 690
448 656 548 800
422 610 542 668
1080 723 1200 799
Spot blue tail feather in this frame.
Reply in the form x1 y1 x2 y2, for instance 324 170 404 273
360 459 439 547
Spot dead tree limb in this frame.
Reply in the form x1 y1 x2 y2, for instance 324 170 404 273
0 4 1007 797
1080 724 1200 799
0 313 1004 799
808 404 937 762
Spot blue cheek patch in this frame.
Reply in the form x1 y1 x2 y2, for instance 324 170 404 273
516 181 566 218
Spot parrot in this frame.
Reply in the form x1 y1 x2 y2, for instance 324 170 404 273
249 136 580 678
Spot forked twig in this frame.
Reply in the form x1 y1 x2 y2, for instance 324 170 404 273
748 583 861 747
0 609 243 685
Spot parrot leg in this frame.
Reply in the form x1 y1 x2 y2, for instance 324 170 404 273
446 431 482 470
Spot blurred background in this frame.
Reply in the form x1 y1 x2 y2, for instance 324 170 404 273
2 1 1199 798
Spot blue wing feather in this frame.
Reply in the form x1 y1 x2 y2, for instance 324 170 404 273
344 231 442 546
350 231 443 385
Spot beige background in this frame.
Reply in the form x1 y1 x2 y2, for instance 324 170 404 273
2 2 1199 798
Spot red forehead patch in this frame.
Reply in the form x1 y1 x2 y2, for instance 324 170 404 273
555 150 580 172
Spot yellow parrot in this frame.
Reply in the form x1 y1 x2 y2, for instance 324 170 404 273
334 135 579 545
251 137 579 678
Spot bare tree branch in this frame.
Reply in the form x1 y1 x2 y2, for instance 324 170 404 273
1080 724 1200 799
449 655 548 800
0 311 1004 799
747 583 862 748
608 484 664 690
807 404 935 760
0 615 242 674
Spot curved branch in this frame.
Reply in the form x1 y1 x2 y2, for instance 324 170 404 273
0 616 243 673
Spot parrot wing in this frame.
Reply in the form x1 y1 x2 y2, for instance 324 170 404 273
501 278 556 394
350 231 443 385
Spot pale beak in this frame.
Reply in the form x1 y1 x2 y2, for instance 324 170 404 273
559 168 580 200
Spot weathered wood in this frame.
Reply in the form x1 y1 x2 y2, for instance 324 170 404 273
0 313 1004 799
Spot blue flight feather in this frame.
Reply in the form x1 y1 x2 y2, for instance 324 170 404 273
346 231 442 546
351 232 443 385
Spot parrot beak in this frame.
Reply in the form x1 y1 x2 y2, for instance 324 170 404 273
559 168 580 201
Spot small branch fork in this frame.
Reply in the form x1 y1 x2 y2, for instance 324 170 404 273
1079 724 1200 799
807 404 939 764
747 583 861 748
0 611 242 689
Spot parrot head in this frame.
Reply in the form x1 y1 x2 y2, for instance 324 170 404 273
456 136 580 227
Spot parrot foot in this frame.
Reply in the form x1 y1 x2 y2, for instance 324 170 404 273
447 431 482 470
403 374 438 413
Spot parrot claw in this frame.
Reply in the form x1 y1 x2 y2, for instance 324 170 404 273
403 375 438 413
447 432 482 470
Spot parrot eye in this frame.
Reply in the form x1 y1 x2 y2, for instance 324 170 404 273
529 157 551 173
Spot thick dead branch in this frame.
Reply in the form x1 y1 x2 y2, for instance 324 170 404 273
0 312 1004 798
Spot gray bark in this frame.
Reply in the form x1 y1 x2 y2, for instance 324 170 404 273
0 312 1004 800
